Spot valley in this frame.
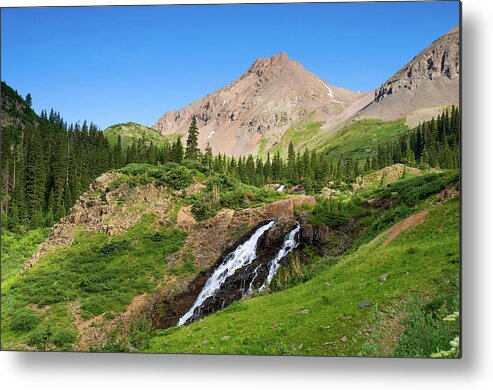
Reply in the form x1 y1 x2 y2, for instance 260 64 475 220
0 23 460 357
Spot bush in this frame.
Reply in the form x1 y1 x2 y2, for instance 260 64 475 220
307 197 370 228
119 163 156 176
52 329 78 349
155 163 192 190
191 179 280 221
11 308 41 332
394 294 460 358
29 325 52 349
119 162 193 190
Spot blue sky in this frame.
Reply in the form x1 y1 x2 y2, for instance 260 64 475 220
1 2 460 129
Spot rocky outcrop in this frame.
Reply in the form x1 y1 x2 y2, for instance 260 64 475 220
352 163 423 190
23 172 173 270
299 220 359 257
150 219 297 328
373 26 459 104
168 196 315 272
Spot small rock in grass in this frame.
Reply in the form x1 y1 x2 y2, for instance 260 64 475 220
362 326 372 334
379 273 389 282
221 335 231 341
358 301 372 308
202 340 209 345
299 308 309 315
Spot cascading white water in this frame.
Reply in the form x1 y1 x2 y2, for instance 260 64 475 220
177 220 276 326
247 264 262 294
259 224 300 291
277 185 285 192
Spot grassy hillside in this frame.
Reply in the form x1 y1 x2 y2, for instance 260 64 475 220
261 115 408 162
1 229 50 283
104 122 174 148
1 214 186 350
315 118 409 159
0 162 284 351
262 115 324 156
146 197 459 357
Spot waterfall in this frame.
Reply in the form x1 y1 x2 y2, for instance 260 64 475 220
259 224 300 291
177 220 276 326
247 264 262 294
277 184 285 192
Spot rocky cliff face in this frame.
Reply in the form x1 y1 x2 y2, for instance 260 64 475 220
358 25 459 124
153 53 366 156
150 196 316 328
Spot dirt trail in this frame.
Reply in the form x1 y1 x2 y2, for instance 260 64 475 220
72 293 149 351
371 209 429 248
71 307 104 352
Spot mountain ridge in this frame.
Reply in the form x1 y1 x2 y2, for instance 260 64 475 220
152 26 459 156
357 24 459 125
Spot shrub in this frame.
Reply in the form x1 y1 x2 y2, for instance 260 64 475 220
11 308 41 332
52 329 78 349
155 163 192 190
28 325 52 349
119 163 193 190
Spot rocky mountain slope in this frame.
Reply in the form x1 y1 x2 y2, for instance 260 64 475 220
151 26 459 156
153 53 368 156
357 25 459 127
0 81 39 130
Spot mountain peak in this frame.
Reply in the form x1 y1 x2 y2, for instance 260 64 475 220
247 52 293 77
153 52 364 156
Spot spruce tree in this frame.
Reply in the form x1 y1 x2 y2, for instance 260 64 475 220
185 117 200 160
287 142 296 181
171 138 184 163
25 93 32 108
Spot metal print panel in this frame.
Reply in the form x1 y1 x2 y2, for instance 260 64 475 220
0 1 461 357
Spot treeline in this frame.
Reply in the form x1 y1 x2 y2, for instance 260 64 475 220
193 106 461 190
365 105 460 171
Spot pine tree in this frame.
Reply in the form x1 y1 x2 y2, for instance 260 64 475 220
404 140 415 165
204 143 213 175
287 142 296 181
364 156 371 172
25 93 32 108
45 189 55 227
264 154 272 183
171 138 184 163
185 117 200 160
